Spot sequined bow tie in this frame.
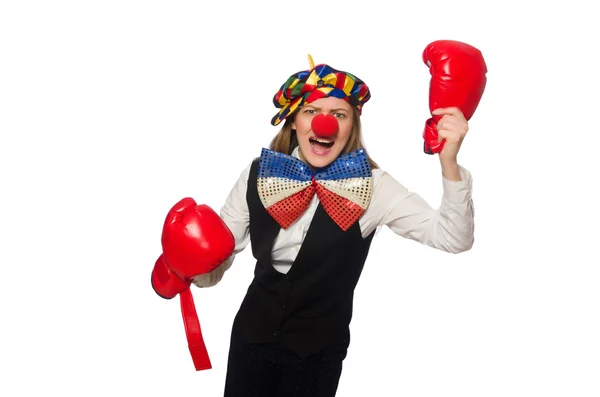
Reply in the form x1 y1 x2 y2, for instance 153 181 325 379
257 148 373 231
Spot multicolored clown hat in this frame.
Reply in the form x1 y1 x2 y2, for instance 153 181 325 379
271 55 371 126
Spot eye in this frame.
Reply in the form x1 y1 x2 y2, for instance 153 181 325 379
333 112 346 119
304 109 316 114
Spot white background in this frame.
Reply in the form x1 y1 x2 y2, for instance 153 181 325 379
1 0 598 396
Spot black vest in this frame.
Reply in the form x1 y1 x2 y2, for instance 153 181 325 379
232 158 375 358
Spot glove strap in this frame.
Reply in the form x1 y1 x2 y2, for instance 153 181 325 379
179 287 212 371
423 118 445 155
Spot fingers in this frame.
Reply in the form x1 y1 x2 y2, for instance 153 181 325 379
437 116 468 134
437 127 458 143
431 106 465 118
437 127 465 143
436 113 469 143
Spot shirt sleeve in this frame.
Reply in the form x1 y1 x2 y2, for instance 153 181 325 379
192 162 252 287
219 162 252 255
375 166 475 254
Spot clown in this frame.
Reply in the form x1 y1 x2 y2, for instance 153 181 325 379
153 41 487 397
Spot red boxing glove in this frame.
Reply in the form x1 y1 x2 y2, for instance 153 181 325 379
422 40 487 154
151 197 235 371
152 197 234 298
155 197 234 296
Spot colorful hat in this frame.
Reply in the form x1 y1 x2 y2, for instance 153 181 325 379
271 55 371 126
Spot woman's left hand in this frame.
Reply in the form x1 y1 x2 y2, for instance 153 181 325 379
432 107 469 164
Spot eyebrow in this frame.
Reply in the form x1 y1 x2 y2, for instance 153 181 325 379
304 105 349 113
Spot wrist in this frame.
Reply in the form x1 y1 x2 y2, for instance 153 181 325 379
440 158 461 181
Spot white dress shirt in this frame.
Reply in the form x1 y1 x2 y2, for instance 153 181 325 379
193 146 474 287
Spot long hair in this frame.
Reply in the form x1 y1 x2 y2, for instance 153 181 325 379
269 107 379 169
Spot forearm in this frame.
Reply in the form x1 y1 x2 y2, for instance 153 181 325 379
440 157 462 181
434 164 474 252
433 197 474 253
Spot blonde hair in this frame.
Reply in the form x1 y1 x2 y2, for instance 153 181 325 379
268 108 379 169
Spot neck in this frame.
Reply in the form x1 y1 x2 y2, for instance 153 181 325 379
298 149 317 172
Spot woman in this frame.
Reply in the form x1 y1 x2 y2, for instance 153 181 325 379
193 58 475 397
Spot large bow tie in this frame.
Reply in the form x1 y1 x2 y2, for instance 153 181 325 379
257 148 373 231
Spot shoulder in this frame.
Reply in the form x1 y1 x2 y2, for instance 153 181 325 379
371 168 387 182
370 168 410 198
227 158 257 190
240 158 257 176
372 168 402 186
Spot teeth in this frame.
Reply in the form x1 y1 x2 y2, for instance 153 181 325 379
312 138 333 144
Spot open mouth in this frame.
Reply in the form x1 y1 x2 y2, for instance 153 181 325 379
309 137 334 154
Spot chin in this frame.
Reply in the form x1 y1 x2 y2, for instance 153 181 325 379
299 146 341 169
306 156 335 169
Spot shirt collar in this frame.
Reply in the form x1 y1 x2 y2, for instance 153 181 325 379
291 146 301 159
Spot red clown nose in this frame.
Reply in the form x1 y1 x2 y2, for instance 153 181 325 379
311 114 338 137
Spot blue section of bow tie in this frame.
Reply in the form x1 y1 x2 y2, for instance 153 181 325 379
314 149 371 180
258 149 313 182
258 148 371 181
